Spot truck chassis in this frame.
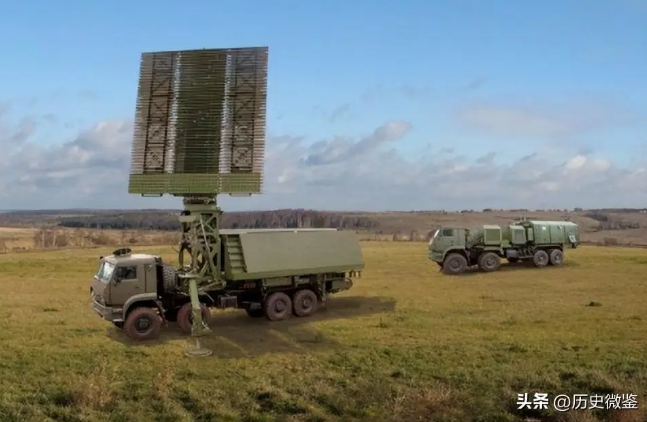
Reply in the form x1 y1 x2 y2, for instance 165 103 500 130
441 245 564 275
92 266 359 341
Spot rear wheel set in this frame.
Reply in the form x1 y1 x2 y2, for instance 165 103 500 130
477 252 501 272
257 289 320 321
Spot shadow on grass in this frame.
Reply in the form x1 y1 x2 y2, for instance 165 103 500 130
106 295 396 358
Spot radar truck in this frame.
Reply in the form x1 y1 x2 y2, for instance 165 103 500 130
428 220 580 275
94 46 366 356
91 228 364 341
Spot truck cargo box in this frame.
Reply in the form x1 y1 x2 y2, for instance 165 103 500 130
517 220 579 245
220 229 365 280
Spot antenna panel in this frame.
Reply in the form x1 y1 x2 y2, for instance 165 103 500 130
128 46 268 196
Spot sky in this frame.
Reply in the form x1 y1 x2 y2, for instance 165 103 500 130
0 0 645 211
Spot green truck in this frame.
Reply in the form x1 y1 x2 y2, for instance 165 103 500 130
91 228 364 341
428 220 580 275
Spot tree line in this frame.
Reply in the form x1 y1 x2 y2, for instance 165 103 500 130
58 209 381 231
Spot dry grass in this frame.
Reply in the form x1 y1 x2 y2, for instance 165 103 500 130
0 227 39 250
0 242 645 421
0 227 179 252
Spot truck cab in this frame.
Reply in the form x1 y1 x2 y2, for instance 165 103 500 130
90 248 162 328
428 227 467 264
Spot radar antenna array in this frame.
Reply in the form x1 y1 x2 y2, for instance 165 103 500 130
129 46 268 196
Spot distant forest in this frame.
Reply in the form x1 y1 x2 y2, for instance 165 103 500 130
0 207 644 235
57 210 382 231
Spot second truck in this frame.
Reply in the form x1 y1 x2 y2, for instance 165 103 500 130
428 220 580 275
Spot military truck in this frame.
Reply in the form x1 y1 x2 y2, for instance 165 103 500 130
428 220 579 275
91 228 364 341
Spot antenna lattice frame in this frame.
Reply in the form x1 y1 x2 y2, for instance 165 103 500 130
128 47 268 196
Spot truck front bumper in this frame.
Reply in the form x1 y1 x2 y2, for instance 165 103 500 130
91 295 123 323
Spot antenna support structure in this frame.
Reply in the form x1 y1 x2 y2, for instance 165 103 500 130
127 46 268 357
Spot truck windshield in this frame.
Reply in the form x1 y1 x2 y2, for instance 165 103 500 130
96 261 116 283
429 229 440 245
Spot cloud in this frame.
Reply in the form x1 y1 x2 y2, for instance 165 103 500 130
455 99 636 140
0 118 136 206
0 106 39 146
0 114 645 211
244 121 646 211
327 103 355 123
302 121 412 166
319 80 485 125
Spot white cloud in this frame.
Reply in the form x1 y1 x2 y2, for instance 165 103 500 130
454 99 636 140
0 111 645 211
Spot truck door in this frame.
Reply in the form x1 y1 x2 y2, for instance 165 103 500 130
109 264 145 306
144 263 157 293
549 225 564 244
442 228 455 247
535 224 549 244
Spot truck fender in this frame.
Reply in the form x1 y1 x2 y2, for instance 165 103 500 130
485 247 504 256
442 249 467 261
122 293 164 320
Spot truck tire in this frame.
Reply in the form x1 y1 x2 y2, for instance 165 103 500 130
124 307 162 341
161 264 178 292
533 250 549 267
292 289 319 317
442 253 468 275
477 252 501 272
549 249 564 266
263 292 292 321
176 302 211 334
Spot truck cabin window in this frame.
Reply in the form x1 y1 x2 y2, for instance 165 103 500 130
117 266 137 280
96 261 116 283
441 228 454 237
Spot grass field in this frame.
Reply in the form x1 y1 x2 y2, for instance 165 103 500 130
0 242 645 422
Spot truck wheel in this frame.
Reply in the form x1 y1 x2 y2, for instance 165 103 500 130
478 252 501 272
549 249 564 266
292 289 319 317
533 250 549 267
176 302 211 334
507 257 519 264
124 308 162 341
246 308 264 318
442 253 468 275
263 292 292 321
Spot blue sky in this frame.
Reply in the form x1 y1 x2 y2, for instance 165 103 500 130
0 0 645 210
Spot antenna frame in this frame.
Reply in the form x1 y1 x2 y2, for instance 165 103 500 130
128 46 268 197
